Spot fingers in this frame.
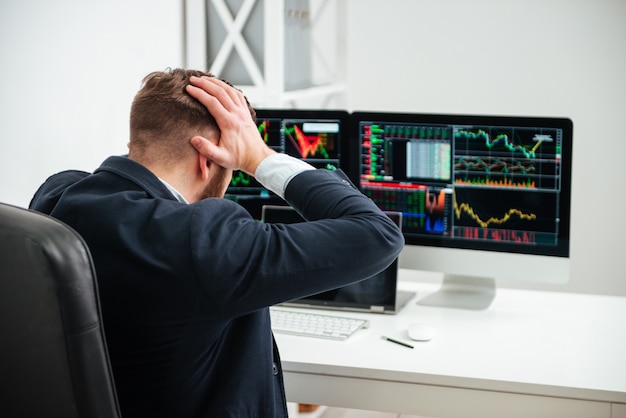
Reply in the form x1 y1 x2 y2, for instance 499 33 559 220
191 136 232 168
187 76 245 113
187 76 269 174
185 82 229 122
214 77 248 108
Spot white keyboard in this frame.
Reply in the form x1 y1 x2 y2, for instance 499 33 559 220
270 308 369 340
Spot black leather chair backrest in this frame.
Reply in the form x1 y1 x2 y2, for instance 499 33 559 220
0 203 121 418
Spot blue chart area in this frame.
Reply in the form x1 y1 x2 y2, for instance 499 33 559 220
362 184 451 236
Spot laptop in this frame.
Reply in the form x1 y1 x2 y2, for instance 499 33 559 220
261 205 414 314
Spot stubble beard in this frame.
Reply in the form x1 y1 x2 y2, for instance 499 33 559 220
201 166 232 199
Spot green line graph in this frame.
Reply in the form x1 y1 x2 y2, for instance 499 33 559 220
455 129 542 159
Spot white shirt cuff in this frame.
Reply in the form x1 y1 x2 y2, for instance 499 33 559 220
254 153 315 199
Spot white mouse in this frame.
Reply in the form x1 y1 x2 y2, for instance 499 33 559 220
407 323 436 341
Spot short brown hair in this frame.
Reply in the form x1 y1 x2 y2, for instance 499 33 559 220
128 68 255 165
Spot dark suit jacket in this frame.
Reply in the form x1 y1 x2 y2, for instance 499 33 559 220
30 156 403 418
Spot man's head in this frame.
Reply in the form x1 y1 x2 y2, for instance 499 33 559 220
128 68 255 201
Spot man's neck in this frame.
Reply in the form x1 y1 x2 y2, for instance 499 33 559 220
158 177 189 204
136 159 200 203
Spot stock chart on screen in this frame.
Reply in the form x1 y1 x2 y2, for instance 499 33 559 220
355 112 572 256
226 109 349 219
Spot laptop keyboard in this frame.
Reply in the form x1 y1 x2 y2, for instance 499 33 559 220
270 307 369 340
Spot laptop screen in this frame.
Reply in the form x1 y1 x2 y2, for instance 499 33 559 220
262 205 407 314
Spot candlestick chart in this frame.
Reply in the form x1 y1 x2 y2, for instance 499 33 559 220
452 187 559 245
361 182 452 236
283 121 338 161
257 119 282 147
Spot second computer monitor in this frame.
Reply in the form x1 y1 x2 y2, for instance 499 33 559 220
225 109 350 219
353 111 573 309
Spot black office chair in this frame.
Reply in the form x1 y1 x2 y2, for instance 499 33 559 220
0 202 121 418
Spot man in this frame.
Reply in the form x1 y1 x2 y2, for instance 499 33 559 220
30 69 403 417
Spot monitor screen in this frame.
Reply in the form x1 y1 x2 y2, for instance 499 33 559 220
225 109 350 219
353 111 573 309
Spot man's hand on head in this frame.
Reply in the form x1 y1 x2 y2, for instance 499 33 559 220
186 76 275 175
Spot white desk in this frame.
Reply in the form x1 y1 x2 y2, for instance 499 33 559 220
275 269 626 418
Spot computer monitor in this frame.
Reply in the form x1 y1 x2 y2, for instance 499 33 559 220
225 109 351 219
353 111 573 309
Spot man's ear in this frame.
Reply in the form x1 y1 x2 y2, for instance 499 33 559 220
198 153 210 181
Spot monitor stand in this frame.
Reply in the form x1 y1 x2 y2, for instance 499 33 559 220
417 274 496 310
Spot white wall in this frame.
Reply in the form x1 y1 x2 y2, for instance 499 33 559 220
0 0 183 208
346 0 626 296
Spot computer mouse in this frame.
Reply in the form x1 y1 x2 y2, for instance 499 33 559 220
407 323 436 341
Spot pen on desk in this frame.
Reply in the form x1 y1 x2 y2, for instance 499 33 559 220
381 335 414 349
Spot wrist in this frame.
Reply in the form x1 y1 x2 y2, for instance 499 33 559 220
254 153 315 199
244 146 276 176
